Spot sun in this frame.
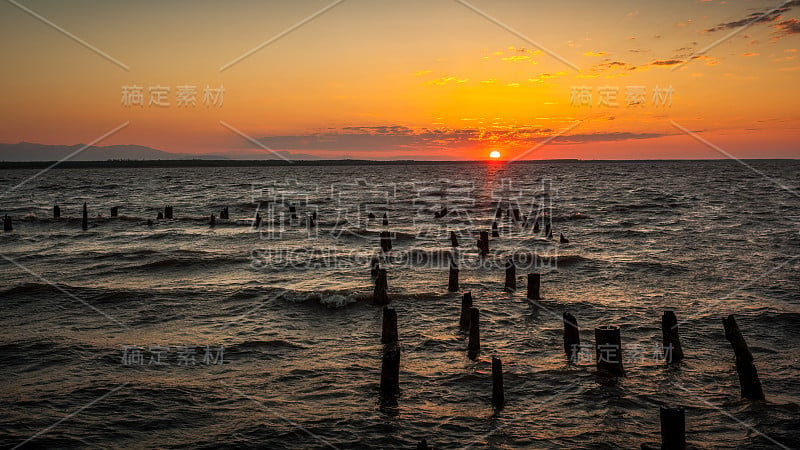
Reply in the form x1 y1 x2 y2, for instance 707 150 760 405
489 150 501 159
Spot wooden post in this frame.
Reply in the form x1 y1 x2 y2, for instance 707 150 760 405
374 268 389 305
82 202 88 230
492 356 505 409
477 231 489 255
504 258 516 292
370 256 380 279
459 292 473 330
110 207 118 217
533 219 540 233
661 311 684 364
380 231 392 252
157 211 164 220
722 315 764 400
545 222 552 239
527 273 541 300
380 342 400 406
450 231 459 247
382 306 398 345
209 214 216 227
660 406 686 450
254 213 261 229
308 212 315 228
3 215 12 232
512 208 521 222
288 204 297 220
595 325 624 377
448 261 459 292
559 233 569 243
491 221 499 237
164 206 173 219
467 307 480 360
416 439 431 450
220 206 229 220
53 205 61 219
563 312 580 363
382 212 389 226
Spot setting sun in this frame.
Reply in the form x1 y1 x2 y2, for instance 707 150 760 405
489 150 501 159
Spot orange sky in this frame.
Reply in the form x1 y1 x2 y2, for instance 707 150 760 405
1 0 798 160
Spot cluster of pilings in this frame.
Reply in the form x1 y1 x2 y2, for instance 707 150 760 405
372 224 766 449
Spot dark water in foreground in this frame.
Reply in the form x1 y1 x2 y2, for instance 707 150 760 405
0 161 799 449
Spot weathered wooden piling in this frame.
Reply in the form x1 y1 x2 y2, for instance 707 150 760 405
308 212 315 228
381 306 398 345
382 212 389 226
595 325 625 377
504 258 516 292
477 231 489 255
660 406 686 450
459 292 473 330
220 206 229 220
563 312 580 362
545 222 552 239
527 273 541 300
147 219 153 227
110 207 118 217
3 215 12 232
370 256 380 279
467 307 480 360
559 233 569 243
492 356 505 409
661 311 684 364
368 212 376 220
495 203 502 218
380 231 392 252
209 214 216 227
512 208 521 222
416 439 432 450
448 261 459 292
254 212 261 229
164 206 173 219
157 211 164 220
374 268 389 305
379 342 400 406
533 219 540 233
491 221 499 237
53 205 61 219
82 202 88 230
450 231 459 247
288 204 297 220
722 315 764 400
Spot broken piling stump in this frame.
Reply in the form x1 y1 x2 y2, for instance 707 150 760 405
595 325 625 377
491 221 499 237
559 233 569 243
450 231 459 247
527 273 541 300
53 205 61 219
477 231 489 255
374 268 389 305
379 342 400 406
722 314 764 400
532 219 540 233
459 292 473 330
110 207 118 217
545 223 552 239
209 214 216 227
164 206 173 219
370 256 380 279
288 204 297 220
660 406 686 450
492 356 505 409
82 202 88 230
416 439 432 450
157 211 164 220
381 306 398 345
3 215 12 232
467 307 480 360
448 261 459 292
661 311 684 364
380 231 392 252
220 206 229 220
563 312 580 363
504 258 516 292
382 212 388 226
254 213 261 229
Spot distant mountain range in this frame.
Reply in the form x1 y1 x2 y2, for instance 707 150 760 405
0 142 326 161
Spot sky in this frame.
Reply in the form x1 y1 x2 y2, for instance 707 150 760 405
0 0 798 160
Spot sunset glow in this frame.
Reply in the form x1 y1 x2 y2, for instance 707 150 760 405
489 150 501 159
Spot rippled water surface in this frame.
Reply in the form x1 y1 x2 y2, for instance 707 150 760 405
1 161 799 449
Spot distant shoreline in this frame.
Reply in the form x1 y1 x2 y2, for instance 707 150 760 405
0 159 796 169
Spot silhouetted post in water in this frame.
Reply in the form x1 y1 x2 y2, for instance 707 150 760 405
254 213 261 229
147 219 153 227
370 256 380 279
527 273 541 300
659 406 686 450
504 258 516 292
492 356 505 409
368 212 376 221
545 222 552 239
209 214 216 227
495 203 502 219
559 233 569 243
374 269 389 305
288 204 297 220
380 342 400 406
220 206 229 220
564 312 580 362
722 315 764 400
467 307 480 360
82 202 88 230
308 212 315 228
459 292 473 330
3 215 12 232
110 207 118 217
595 325 625 377
477 231 489 255
382 212 388 226
380 231 392 252
382 306 398 345
512 208 521 222
491 221 499 237
165 206 173 219
448 260 459 292
416 439 431 450
53 205 61 219
661 311 684 364
157 211 164 220
533 219 540 233
450 231 459 247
